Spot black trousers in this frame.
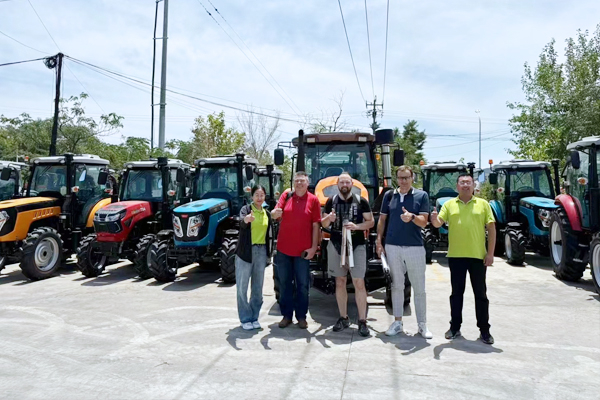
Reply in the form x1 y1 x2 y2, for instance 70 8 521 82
448 257 490 333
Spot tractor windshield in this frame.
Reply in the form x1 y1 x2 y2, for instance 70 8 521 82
257 173 282 198
508 169 553 198
0 174 16 201
427 170 461 199
303 143 377 201
29 164 67 196
122 169 166 202
74 164 105 204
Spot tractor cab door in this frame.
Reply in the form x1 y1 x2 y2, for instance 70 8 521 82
0 168 18 201
73 164 108 227
566 151 592 229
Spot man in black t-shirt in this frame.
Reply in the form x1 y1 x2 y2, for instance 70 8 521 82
322 173 374 337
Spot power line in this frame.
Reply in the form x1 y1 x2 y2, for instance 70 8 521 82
364 0 375 99
205 0 303 115
0 29 49 54
424 131 513 150
0 57 46 67
382 0 390 105
27 0 60 50
337 0 365 103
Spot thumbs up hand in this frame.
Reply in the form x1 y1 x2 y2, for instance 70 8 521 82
430 206 438 222
244 209 256 223
400 206 414 223
325 209 336 223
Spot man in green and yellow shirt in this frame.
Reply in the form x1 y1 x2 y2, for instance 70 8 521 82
431 173 496 345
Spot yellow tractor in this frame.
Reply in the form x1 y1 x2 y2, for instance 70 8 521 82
0 154 112 280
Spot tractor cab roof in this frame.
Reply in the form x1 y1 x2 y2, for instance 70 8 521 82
422 161 472 171
256 166 283 176
0 161 28 170
124 159 190 169
292 132 374 145
195 154 259 167
493 160 551 170
567 136 600 150
33 154 109 166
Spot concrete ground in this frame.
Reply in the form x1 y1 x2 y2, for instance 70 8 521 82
0 253 598 400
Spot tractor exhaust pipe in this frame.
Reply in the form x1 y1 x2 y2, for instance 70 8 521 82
551 159 560 196
296 129 305 173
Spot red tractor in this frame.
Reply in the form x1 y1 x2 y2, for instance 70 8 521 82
549 136 600 294
76 157 190 279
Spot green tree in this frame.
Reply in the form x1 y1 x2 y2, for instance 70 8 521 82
394 120 427 172
508 26 600 162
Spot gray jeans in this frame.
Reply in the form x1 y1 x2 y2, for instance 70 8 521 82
235 245 267 323
385 245 427 323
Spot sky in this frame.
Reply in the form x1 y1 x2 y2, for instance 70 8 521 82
1 0 600 169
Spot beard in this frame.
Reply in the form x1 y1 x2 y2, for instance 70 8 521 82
339 186 351 196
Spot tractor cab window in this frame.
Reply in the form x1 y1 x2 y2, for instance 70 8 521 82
122 169 166 202
196 166 253 211
29 164 67 196
508 169 552 198
257 173 282 198
566 151 590 228
75 165 105 204
303 143 377 201
0 171 16 201
169 169 186 200
428 171 461 199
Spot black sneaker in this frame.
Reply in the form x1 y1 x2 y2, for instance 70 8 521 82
333 316 350 332
479 332 494 345
358 319 370 337
444 328 461 340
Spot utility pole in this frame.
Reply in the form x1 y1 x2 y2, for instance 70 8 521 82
150 0 163 151
45 52 64 156
366 96 383 133
475 110 481 169
158 0 169 150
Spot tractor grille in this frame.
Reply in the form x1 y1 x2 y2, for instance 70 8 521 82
94 221 122 234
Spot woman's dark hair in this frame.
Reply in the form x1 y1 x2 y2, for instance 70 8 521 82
251 185 267 196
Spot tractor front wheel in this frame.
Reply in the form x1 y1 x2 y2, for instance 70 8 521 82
219 237 237 283
20 227 64 281
504 228 526 265
0 256 6 272
549 209 586 281
133 234 156 280
76 234 108 277
150 240 178 282
589 234 600 295
423 230 435 264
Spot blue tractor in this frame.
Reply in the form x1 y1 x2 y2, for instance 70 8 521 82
488 160 560 265
150 153 276 283
421 161 476 263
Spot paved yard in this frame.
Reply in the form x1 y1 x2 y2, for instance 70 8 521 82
0 253 598 400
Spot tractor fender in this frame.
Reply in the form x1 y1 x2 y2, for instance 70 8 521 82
85 197 112 228
489 200 504 225
157 229 173 242
555 194 583 232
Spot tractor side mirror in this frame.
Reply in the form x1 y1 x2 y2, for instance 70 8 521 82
176 168 185 183
274 148 284 166
393 149 405 166
488 173 498 185
97 171 108 185
245 165 254 181
569 150 580 169
0 167 11 181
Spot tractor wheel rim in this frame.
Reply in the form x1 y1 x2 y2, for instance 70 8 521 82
505 233 512 259
35 237 60 271
550 221 562 264
592 245 600 287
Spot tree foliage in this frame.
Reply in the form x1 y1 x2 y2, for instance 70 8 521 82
394 120 427 173
508 26 600 162
237 108 280 165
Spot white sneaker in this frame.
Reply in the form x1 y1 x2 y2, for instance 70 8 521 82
418 323 433 339
252 321 261 329
385 320 404 336
241 322 254 330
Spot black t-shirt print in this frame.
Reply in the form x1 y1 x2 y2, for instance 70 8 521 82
324 195 372 251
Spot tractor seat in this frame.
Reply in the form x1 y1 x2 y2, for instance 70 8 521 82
323 167 344 179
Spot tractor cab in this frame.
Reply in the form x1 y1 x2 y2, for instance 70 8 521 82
488 159 560 265
0 161 28 201
256 165 282 209
76 157 190 279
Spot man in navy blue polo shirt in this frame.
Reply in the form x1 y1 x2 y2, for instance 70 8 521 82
376 166 432 339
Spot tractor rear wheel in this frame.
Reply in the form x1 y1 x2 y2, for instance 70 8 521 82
549 209 586 281
20 227 64 281
423 230 435 264
219 237 237 283
76 234 108 277
0 256 6 272
590 234 600 295
133 234 155 280
504 228 526 265
150 240 178 282
494 228 505 256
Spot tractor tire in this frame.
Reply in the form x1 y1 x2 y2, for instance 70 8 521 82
494 228 505 257
549 209 586 281
404 273 411 307
219 237 237 283
133 234 156 280
149 240 178 282
504 229 526 265
76 234 108 277
0 255 6 272
20 227 64 281
589 235 600 295
423 230 435 264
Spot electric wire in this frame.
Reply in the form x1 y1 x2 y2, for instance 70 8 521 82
424 131 513 150
195 0 301 116
0 57 46 67
364 0 375 99
382 0 390 105
337 0 366 103
0 29 49 54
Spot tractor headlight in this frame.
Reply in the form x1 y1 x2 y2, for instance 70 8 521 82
172 215 183 238
187 214 204 237
95 209 126 222
0 211 9 231
538 209 551 228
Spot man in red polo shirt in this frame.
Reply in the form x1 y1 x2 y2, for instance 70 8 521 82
272 171 321 329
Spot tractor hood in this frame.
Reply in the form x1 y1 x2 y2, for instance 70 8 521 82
435 197 455 209
520 197 559 209
0 196 59 211
99 200 151 214
173 198 228 215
